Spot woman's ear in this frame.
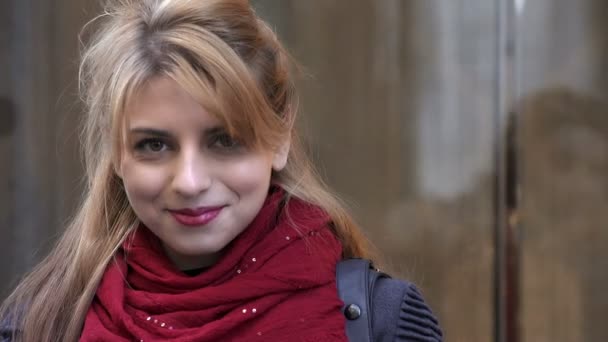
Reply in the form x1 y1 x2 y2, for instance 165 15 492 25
272 137 290 171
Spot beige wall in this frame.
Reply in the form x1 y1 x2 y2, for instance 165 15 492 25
0 0 96 294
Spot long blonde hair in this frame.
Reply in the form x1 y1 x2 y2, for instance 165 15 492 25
0 0 373 340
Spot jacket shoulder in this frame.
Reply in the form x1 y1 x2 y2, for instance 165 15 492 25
0 319 16 342
372 276 443 342
0 307 22 342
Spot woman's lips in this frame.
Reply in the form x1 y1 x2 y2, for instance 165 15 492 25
169 206 224 226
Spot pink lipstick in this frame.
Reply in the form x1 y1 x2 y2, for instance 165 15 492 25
169 206 224 226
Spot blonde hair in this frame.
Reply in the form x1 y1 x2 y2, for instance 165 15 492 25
0 0 373 340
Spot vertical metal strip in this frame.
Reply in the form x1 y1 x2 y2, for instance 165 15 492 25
504 112 520 342
494 0 521 341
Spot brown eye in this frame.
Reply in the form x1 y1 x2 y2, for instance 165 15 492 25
211 133 240 149
134 138 168 153
148 140 165 152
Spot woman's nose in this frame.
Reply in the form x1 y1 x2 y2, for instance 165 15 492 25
171 149 212 198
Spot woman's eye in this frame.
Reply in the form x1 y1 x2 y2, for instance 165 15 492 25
212 133 240 149
134 138 168 153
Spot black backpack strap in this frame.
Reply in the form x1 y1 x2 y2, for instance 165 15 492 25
336 258 377 342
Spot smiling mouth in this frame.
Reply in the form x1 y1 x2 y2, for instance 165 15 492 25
168 206 225 226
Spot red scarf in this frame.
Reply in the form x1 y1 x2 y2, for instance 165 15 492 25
80 189 347 341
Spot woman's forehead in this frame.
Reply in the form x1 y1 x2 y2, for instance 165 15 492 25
121 76 249 139
125 82 209 130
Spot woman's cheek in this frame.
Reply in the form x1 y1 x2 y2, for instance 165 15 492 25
226 156 273 192
122 160 168 202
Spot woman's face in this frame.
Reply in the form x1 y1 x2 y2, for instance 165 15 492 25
118 76 288 270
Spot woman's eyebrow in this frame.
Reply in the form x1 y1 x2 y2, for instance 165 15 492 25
129 126 227 137
129 127 171 137
204 126 225 135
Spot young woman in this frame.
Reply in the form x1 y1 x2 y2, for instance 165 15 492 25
0 0 442 341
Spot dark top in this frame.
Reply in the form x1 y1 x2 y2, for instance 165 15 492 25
372 277 443 341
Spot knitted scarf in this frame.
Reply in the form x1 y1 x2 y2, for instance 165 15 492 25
80 189 347 341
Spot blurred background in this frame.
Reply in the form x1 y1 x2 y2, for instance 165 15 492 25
1 0 607 341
